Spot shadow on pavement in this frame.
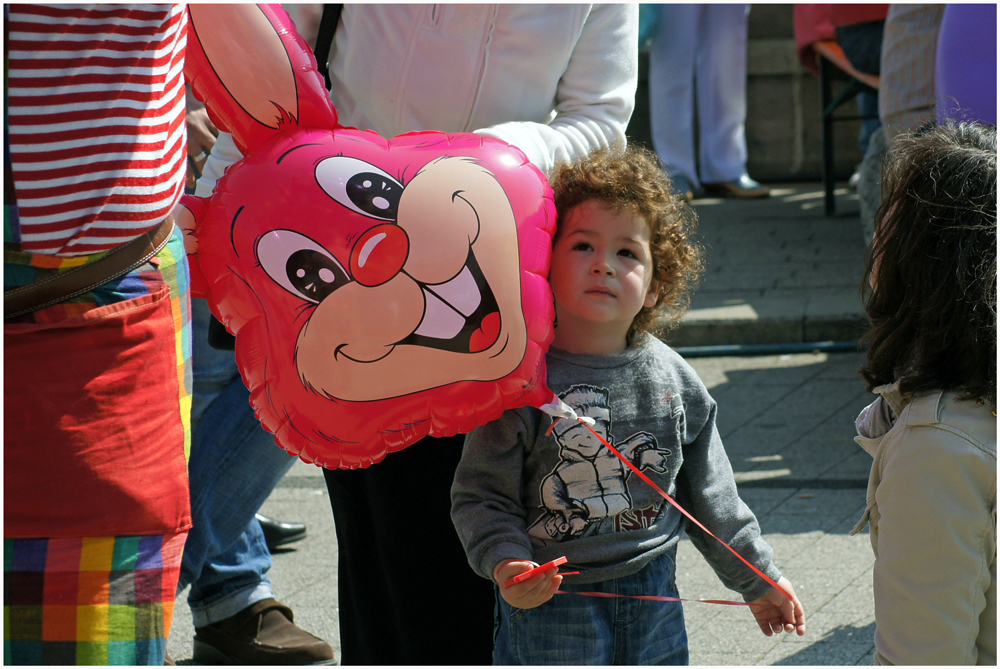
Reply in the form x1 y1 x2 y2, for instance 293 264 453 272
775 622 876 665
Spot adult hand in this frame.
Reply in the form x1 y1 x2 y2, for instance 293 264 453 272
493 560 562 610
750 576 806 637
185 105 218 191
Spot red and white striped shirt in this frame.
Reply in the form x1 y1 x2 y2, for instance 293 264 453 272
7 4 187 257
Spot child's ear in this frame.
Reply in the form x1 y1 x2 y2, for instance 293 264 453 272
643 279 662 308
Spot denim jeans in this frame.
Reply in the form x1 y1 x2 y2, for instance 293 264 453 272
493 549 689 665
178 298 299 626
855 90 882 156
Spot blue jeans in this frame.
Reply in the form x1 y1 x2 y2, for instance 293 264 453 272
493 550 689 665
856 90 881 156
178 298 299 626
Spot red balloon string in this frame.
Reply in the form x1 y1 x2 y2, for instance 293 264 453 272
555 590 762 607
567 418 793 604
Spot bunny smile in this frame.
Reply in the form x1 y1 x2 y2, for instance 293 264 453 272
399 249 502 354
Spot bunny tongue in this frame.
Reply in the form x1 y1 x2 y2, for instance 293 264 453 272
469 312 501 353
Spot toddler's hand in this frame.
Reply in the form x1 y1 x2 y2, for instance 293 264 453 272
494 560 562 610
750 577 806 637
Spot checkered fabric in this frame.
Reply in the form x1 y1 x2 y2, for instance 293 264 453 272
4 533 186 665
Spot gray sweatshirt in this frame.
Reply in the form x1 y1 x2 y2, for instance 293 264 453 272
450 335 782 602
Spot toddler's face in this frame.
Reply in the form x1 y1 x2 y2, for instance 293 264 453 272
550 200 660 343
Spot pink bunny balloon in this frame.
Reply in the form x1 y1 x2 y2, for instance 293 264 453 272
177 4 556 469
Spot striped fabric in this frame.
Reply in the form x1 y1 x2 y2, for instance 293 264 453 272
6 4 187 256
878 4 946 141
3 532 187 665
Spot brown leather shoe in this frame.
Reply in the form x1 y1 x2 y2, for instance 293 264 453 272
193 599 337 665
703 174 771 198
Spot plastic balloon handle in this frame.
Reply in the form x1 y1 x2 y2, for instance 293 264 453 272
550 417 793 607
503 556 569 587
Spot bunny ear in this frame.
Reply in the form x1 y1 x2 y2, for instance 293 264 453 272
186 4 338 155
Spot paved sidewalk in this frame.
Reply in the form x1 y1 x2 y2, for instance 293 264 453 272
678 351 876 665
167 352 878 666
168 183 880 665
663 183 870 348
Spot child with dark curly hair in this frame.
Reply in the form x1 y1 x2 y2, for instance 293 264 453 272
451 146 806 665
852 121 997 665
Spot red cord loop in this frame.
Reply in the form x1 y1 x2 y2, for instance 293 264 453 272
575 418 792 603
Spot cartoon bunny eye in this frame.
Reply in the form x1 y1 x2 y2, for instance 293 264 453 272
257 229 351 304
316 156 403 221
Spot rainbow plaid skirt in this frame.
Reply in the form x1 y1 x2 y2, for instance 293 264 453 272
4 226 193 664
4 533 186 665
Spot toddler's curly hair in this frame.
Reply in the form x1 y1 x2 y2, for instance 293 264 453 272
550 145 704 345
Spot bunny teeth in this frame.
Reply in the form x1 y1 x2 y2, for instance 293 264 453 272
413 264 483 339
400 250 500 353
427 265 481 317
414 290 468 340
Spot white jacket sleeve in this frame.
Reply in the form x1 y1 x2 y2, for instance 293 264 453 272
475 3 639 174
196 5 639 193
194 130 242 197
871 427 996 665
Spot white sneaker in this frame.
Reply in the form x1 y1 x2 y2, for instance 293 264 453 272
848 168 862 189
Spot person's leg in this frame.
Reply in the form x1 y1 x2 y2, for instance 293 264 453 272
696 3 750 184
178 299 298 609
621 549 688 665
648 3 700 187
857 126 887 246
324 435 495 665
180 299 333 664
493 582 613 665
184 517 276 626
836 21 885 154
836 21 884 76
855 90 881 156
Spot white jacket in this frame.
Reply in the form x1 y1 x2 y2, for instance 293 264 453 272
199 4 638 193
853 384 997 665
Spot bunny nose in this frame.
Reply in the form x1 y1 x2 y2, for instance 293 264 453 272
350 224 410 287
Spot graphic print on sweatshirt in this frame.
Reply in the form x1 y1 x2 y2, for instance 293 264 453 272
527 383 676 542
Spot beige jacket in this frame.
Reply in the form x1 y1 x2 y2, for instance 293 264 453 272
853 384 997 665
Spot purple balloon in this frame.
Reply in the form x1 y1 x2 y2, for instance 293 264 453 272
936 4 997 125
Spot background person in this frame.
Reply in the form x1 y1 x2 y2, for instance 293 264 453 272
5 5 191 665
196 4 639 663
647 3 769 201
451 146 805 664
174 95 336 665
852 121 996 665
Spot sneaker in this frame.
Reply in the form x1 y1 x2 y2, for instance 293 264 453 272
193 599 337 665
848 169 862 189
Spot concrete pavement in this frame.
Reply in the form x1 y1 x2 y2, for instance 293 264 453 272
168 183 880 665
660 182 870 349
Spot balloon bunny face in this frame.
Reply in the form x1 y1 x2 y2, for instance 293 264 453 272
217 134 534 403
179 5 555 468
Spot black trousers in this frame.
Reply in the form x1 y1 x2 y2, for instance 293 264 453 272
323 434 495 665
